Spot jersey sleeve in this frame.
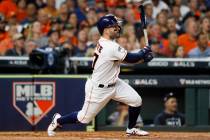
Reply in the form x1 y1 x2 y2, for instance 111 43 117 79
111 45 127 61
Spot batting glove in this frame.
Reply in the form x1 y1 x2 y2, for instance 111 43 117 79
139 46 152 55
143 52 153 62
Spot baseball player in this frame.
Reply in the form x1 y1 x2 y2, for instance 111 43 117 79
48 14 153 137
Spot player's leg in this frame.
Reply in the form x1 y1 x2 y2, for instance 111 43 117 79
58 79 115 124
48 79 115 136
112 79 148 136
113 79 142 128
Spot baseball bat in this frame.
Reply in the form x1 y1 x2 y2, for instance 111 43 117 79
139 4 149 47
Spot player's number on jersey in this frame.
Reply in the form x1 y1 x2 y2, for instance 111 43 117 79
92 43 103 69
92 53 98 69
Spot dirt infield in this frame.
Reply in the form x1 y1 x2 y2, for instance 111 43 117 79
0 131 210 140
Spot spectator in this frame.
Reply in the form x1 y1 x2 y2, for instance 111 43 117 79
161 32 179 57
152 0 169 18
7 11 18 26
188 32 210 58
187 0 201 18
124 25 139 50
207 8 210 19
43 0 58 18
75 0 87 23
124 8 136 25
106 1 116 15
198 0 208 12
58 2 69 24
16 0 27 22
151 39 163 57
144 1 155 25
182 0 201 24
0 0 17 20
50 18 61 31
171 5 182 26
21 2 37 25
115 6 125 20
62 41 74 57
65 0 76 13
24 40 38 56
74 29 88 57
163 17 181 38
149 23 163 43
5 33 25 56
178 17 198 56
154 93 185 126
60 24 77 47
68 12 78 31
78 20 90 35
175 46 185 58
117 35 130 51
200 17 210 39
87 26 100 49
21 24 30 40
96 8 107 20
168 17 181 34
174 0 190 18
85 27 100 57
86 8 98 27
107 103 128 126
95 0 106 12
0 25 17 55
37 8 51 35
156 11 168 36
107 103 143 127
30 21 48 47
45 29 60 49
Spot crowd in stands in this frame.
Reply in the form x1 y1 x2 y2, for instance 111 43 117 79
0 0 209 58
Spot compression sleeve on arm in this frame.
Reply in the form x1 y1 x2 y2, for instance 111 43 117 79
123 51 145 63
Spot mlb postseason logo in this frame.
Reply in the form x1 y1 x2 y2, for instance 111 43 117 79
13 82 55 125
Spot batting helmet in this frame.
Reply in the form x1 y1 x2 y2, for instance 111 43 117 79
97 14 122 35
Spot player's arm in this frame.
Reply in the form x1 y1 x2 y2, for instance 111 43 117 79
123 47 153 64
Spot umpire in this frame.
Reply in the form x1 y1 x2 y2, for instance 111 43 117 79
154 93 185 126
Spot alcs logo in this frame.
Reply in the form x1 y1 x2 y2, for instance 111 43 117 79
13 82 55 125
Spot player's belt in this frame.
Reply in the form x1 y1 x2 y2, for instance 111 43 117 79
98 83 116 88
89 78 116 88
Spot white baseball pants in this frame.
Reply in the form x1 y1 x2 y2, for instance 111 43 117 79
77 78 142 124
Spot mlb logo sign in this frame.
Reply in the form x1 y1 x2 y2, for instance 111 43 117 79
13 82 56 125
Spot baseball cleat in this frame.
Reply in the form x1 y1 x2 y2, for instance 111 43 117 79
47 113 61 136
126 128 149 136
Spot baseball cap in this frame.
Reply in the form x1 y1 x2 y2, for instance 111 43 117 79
163 92 176 102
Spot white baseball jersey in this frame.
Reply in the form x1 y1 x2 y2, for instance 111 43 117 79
77 37 142 124
91 37 127 84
